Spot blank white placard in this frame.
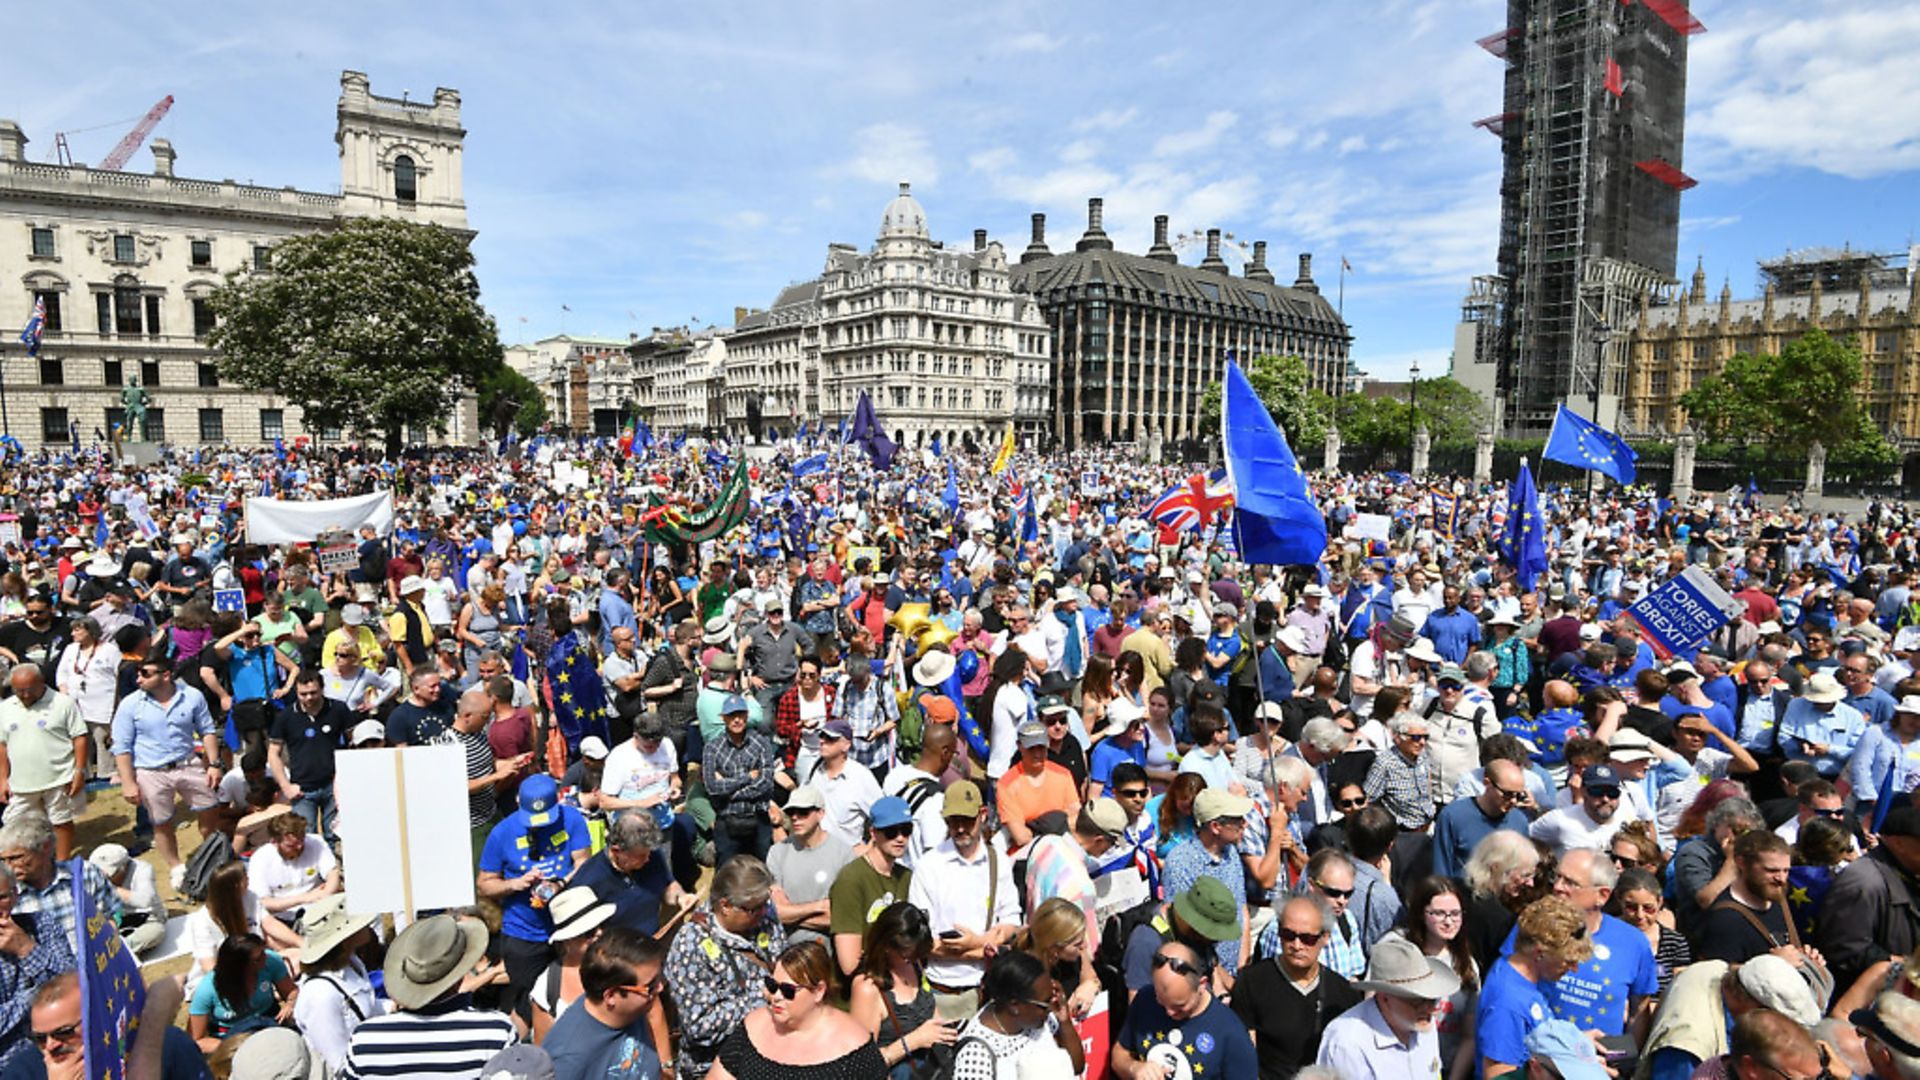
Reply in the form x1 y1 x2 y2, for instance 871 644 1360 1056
334 745 477 917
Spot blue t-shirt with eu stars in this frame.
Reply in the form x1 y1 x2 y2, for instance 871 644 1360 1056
479 806 591 943
1115 986 1256 1080
1498 913 1658 1037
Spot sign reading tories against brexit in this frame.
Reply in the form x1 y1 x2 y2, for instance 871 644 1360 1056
1625 565 1743 660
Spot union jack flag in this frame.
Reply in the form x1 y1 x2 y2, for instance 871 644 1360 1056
19 295 46 357
1146 469 1235 531
1009 471 1038 543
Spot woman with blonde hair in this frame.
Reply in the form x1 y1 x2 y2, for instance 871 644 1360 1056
1461 829 1543 972
1013 896 1103 1021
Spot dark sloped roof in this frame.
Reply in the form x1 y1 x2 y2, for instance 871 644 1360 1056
1011 248 1346 334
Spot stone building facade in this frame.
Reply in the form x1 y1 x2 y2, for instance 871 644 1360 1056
504 334 634 436
0 70 480 449
1622 250 1920 441
718 183 1052 449
1010 200 1351 454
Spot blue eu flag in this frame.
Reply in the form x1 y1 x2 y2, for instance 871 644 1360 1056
545 630 610 754
943 459 960 518
1543 404 1639 484
73 858 145 1080
1500 460 1551 588
1219 359 1327 566
793 453 828 477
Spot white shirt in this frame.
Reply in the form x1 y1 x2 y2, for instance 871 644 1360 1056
295 958 384 1076
880 765 948 869
247 834 337 906
186 892 268 989
601 738 677 803
908 837 1021 987
1318 996 1444 1080
55 639 122 725
813 759 883 848
1528 802 1631 855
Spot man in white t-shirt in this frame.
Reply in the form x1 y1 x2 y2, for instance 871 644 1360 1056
880 724 958 869
811 719 882 848
599 714 679 814
248 813 340 926
1529 764 1634 855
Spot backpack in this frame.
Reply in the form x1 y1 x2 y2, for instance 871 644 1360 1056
896 689 937 758
178 830 237 903
1093 895 1168 986
898 774 942 818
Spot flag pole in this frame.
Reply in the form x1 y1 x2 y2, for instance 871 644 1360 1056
1337 257 1347 321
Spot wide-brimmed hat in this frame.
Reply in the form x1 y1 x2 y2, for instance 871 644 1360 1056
1405 637 1443 664
1607 728 1659 764
702 615 732 646
1524 1020 1610 1080
397 575 426 596
228 1027 325 1080
1353 936 1464 1000
547 886 616 943
84 552 121 578
1172 877 1241 942
1803 671 1846 705
912 650 956 687
301 894 376 962
1275 625 1312 654
384 914 490 1010
1488 612 1520 628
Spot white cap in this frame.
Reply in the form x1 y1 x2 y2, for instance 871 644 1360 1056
580 736 610 761
350 719 386 745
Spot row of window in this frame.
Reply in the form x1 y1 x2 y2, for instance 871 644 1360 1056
29 357 224 388
30 227 271 271
38 406 286 444
1648 331 1903 361
29 289 219 340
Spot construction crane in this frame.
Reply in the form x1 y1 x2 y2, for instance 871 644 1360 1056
52 95 173 170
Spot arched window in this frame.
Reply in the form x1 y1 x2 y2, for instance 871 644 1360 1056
394 155 417 204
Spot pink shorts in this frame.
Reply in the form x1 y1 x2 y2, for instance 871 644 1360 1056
135 762 219 825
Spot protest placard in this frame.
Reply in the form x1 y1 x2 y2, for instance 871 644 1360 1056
73 858 145 1080
1626 565 1743 659
334 745 476 916
212 588 246 613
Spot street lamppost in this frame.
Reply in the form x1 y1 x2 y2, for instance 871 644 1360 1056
1408 358 1421 468
1588 322 1613 423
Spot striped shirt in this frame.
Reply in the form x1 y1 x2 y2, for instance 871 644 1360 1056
445 728 496 830
341 997 517 1078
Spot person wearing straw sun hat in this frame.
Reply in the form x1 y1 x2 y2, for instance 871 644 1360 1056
1779 670 1869 780
526 886 617 1042
341 914 514 1079
1316 934 1462 1080
292 894 382 1075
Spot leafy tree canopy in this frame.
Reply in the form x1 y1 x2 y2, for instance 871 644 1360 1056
1334 376 1488 451
1678 329 1895 462
478 365 548 438
1197 354 1333 447
209 218 504 454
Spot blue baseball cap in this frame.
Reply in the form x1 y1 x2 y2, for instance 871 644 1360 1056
518 774 560 828
1525 1020 1609 1080
1581 763 1622 793
722 694 750 715
869 796 913 831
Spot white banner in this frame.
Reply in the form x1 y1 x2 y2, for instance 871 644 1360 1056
1351 513 1392 544
244 490 394 545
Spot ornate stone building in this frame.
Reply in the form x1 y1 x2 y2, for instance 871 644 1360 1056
504 334 634 436
0 71 480 448
1622 248 1920 440
1010 200 1351 454
719 183 1052 449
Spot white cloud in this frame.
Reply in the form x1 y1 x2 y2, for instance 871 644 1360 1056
1072 108 1138 133
1689 5 1920 179
968 147 1018 173
996 31 1063 54
1265 126 1302 150
1150 48 1188 69
1060 138 1101 163
725 210 769 230
833 123 939 187
1152 110 1238 158
1337 135 1369 156
1680 214 1743 234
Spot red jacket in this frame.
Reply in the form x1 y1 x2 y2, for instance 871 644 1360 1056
773 682 838 770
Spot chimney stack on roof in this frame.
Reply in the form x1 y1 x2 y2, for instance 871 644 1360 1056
1022 213 1052 263
1199 228 1229 275
1147 215 1178 264
1294 253 1320 294
974 228 987 251
149 138 175 178
1245 240 1274 283
1076 197 1114 252
0 121 25 165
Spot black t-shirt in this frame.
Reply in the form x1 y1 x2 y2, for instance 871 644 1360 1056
570 847 671 935
1695 896 1794 964
0 620 64 668
269 699 350 789
385 698 454 746
1231 959 1364 1080
162 556 211 594
1622 705 1674 745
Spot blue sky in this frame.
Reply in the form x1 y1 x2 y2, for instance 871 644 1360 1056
14 1 1920 381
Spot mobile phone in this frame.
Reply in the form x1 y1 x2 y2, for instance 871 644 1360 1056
939 930 963 940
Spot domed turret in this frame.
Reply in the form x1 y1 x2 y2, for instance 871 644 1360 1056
879 181 929 241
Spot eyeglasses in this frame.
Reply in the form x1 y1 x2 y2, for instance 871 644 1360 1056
27 1022 80 1048
1425 908 1464 923
1114 788 1149 799
1313 880 1354 900
763 976 809 1001
1438 683 1464 692
787 806 821 818
1276 928 1325 945
1811 807 1847 819
136 667 165 678
1151 953 1205 978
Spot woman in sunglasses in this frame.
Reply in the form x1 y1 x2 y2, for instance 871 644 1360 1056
709 939 883 1080
851 902 957 1079
951 950 1087 1078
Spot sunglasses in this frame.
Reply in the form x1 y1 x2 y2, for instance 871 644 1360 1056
876 824 914 840
1587 788 1622 801
1336 797 1368 809
1313 880 1354 900
787 806 821 818
1151 953 1205 978
1491 785 1527 802
1401 733 1429 743
1811 807 1846 819
1114 788 1150 799
27 1022 80 1047
763 976 809 1001
1277 928 1325 945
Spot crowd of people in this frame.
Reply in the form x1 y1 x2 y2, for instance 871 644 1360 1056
1 433 1919 1080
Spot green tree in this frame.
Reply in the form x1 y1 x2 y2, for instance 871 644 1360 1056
1679 329 1894 460
1410 377 1490 445
1197 354 1332 447
478 365 548 438
1333 376 1487 453
209 218 504 455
